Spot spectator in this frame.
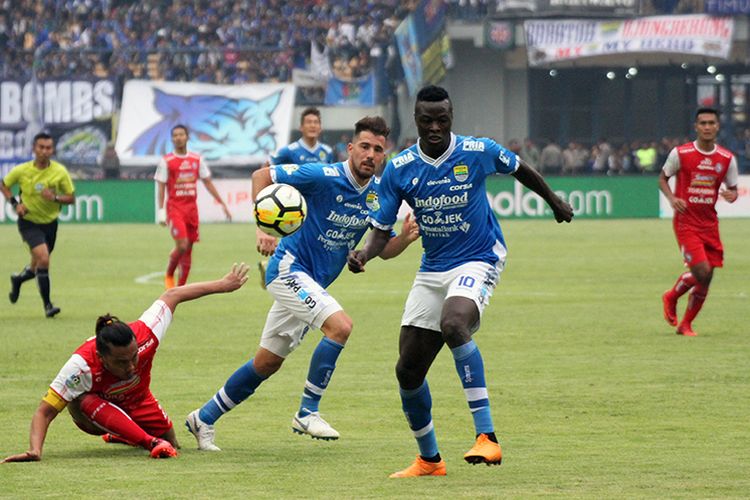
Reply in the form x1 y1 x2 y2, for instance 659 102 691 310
539 140 563 174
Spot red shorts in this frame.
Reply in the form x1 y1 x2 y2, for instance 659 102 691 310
168 207 199 242
123 393 173 437
675 224 723 268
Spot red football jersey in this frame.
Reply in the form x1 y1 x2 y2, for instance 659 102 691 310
663 142 738 228
48 301 172 410
154 152 210 214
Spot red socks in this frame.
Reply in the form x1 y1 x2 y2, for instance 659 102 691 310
680 283 708 328
79 394 155 450
668 271 697 300
178 246 192 286
166 248 180 278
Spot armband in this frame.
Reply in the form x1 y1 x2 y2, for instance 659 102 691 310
42 387 68 412
9 196 19 208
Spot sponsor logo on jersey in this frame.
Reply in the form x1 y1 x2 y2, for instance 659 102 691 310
453 165 469 182
284 276 317 309
393 151 416 168
462 140 485 152
365 192 380 211
138 338 155 354
336 195 344 203
498 150 512 166
688 196 715 204
322 166 339 177
412 177 419 185
65 373 83 390
326 210 369 228
691 174 716 187
414 192 469 210
450 182 473 191
427 177 451 186
107 375 141 396
281 164 299 175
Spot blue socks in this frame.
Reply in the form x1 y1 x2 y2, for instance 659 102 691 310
451 340 494 435
400 380 439 458
198 358 267 425
299 337 344 416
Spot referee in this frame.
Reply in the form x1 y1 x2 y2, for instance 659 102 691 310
1 133 75 317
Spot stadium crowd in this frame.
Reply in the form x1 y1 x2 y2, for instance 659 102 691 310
1 0 410 84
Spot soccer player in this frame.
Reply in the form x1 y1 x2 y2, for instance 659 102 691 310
155 124 232 289
1 264 249 463
659 107 738 337
258 107 335 288
2 133 75 318
185 117 419 450
347 85 574 477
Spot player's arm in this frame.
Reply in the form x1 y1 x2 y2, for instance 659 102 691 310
158 262 249 313
1 176 27 216
347 227 391 273
2 400 61 463
512 160 573 223
720 156 739 203
658 170 687 213
380 212 420 260
201 178 232 221
252 167 278 256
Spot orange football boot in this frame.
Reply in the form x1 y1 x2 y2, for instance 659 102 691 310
150 439 178 459
464 433 502 465
164 275 175 290
102 433 136 446
389 455 447 478
662 291 678 326
676 324 697 337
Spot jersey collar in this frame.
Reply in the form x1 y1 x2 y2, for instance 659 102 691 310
417 133 456 168
692 141 717 155
344 159 372 193
298 139 321 154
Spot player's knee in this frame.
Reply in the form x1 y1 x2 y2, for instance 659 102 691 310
323 312 353 345
253 356 284 376
395 360 425 389
440 315 471 346
693 265 713 285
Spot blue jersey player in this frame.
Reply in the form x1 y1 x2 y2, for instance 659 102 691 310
186 117 419 450
348 86 573 477
270 107 335 166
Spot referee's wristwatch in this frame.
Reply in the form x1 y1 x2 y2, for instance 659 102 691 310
54 194 59 202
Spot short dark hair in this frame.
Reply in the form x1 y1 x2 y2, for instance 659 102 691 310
416 85 450 104
95 314 135 356
695 107 719 120
171 124 188 135
300 107 321 124
354 116 390 140
33 132 53 145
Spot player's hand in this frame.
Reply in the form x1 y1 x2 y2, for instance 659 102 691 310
15 203 27 217
220 263 249 292
400 213 420 243
157 208 167 226
670 197 688 214
347 249 368 273
222 204 233 222
720 189 738 203
40 188 56 201
552 197 574 223
256 228 278 257
2 451 41 463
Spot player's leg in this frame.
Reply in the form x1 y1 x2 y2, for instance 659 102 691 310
676 232 720 336
442 262 502 465
69 395 176 458
29 236 60 318
177 241 193 286
127 394 179 449
10 220 44 304
165 212 189 289
662 271 696 326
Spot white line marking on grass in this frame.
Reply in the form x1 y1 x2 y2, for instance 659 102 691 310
135 271 164 285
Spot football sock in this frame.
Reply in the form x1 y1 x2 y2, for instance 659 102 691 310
668 271 697 299
166 248 180 277
198 358 267 425
400 380 439 459
177 247 192 286
16 265 36 283
299 337 344 416
35 268 52 306
79 394 154 449
451 340 494 435
680 283 709 327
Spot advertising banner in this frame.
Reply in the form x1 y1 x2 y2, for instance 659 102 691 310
116 80 295 167
0 79 115 164
659 175 750 218
496 0 637 16
524 15 734 67
324 73 376 107
704 0 750 14
486 176 660 219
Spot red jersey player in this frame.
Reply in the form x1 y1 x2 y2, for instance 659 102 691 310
1 263 248 462
155 125 232 289
659 108 739 337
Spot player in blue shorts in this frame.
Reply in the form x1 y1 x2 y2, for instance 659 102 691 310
186 116 419 450
257 107 336 287
348 85 574 477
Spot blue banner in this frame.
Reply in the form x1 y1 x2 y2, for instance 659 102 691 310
395 16 423 97
324 73 376 107
413 0 447 51
704 0 750 14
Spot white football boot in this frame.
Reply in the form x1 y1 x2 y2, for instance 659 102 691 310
292 410 340 440
185 410 221 451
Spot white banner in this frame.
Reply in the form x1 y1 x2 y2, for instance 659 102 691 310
116 80 295 166
525 15 734 66
660 174 750 218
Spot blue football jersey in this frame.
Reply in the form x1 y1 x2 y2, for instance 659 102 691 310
267 161 380 288
373 133 519 272
271 139 335 165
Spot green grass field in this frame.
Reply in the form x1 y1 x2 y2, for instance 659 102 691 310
1 220 748 499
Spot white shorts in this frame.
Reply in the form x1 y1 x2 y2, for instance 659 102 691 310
401 261 503 334
260 271 343 357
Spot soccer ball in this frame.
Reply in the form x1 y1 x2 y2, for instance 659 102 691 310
254 183 307 237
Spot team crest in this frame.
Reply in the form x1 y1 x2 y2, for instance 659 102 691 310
281 164 300 175
715 164 723 173
319 151 327 161
65 374 82 390
365 192 380 211
453 165 469 182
